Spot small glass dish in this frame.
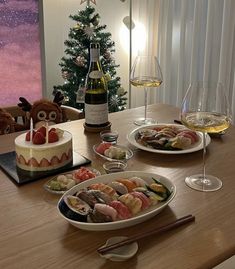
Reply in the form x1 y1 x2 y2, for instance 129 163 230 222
100 130 119 144
93 143 133 162
103 161 127 174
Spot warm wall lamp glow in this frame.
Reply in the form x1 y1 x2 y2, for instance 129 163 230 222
119 16 146 55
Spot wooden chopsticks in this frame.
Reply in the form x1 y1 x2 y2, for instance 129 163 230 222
97 214 195 255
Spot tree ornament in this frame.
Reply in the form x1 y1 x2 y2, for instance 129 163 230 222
109 95 121 111
92 17 99 26
75 56 86 67
117 87 125 96
73 23 80 30
64 96 70 103
103 50 111 60
84 26 94 37
76 84 86 103
80 0 96 5
61 71 71 80
104 73 112 82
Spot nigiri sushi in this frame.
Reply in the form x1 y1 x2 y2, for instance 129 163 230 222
88 183 117 198
116 179 137 192
94 203 118 221
118 193 142 215
130 191 151 209
133 187 160 205
109 181 128 195
88 209 112 223
177 130 199 143
109 200 132 220
76 190 99 208
129 176 147 187
88 189 114 204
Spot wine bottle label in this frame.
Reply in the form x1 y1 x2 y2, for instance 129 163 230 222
85 103 108 124
89 70 103 79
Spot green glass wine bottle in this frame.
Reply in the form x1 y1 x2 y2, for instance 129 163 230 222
84 43 109 129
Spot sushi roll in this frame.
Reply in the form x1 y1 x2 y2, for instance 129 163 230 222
116 179 137 192
94 203 118 221
118 193 142 215
109 200 132 220
130 191 151 209
109 181 128 195
59 195 91 222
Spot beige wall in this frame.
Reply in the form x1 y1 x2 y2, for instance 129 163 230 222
42 0 130 108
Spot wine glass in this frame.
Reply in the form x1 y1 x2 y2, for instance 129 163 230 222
180 81 232 192
130 55 163 125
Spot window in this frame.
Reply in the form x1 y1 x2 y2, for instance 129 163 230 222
0 0 42 106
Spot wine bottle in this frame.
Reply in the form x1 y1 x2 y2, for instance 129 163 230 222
84 43 109 128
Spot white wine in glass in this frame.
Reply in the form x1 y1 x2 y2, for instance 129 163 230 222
181 81 232 192
130 55 163 126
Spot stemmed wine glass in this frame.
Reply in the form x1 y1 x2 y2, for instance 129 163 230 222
180 81 232 192
130 55 163 126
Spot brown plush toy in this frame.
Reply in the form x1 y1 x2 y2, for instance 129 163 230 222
0 108 25 135
18 92 64 129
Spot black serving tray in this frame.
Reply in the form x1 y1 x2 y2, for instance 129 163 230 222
0 151 91 185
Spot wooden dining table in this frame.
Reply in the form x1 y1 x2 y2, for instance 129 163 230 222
1 103 235 269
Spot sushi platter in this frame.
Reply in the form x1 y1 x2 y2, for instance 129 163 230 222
57 171 176 231
127 123 211 154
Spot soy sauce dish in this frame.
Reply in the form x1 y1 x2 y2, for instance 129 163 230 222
57 171 176 231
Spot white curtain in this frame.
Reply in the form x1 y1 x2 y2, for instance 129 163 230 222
131 0 235 122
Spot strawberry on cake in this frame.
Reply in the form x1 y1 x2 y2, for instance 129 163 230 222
15 126 73 173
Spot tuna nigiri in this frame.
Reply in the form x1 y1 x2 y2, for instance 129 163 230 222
109 200 132 220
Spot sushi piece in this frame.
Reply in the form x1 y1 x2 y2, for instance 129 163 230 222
88 189 114 204
88 183 118 198
118 193 142 215
130 191 151 209
146 183 169 201
88 209 112 223
129 176 147 187
133 187 161 205
109 181 128 195
170 135 192 149
149 183 167 194
59 195 91 222
116 179 137 192
76 190 99 208
94 203 118 221
177 130 199 143
109 200 132 220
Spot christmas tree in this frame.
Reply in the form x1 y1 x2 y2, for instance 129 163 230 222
53 3 127 113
